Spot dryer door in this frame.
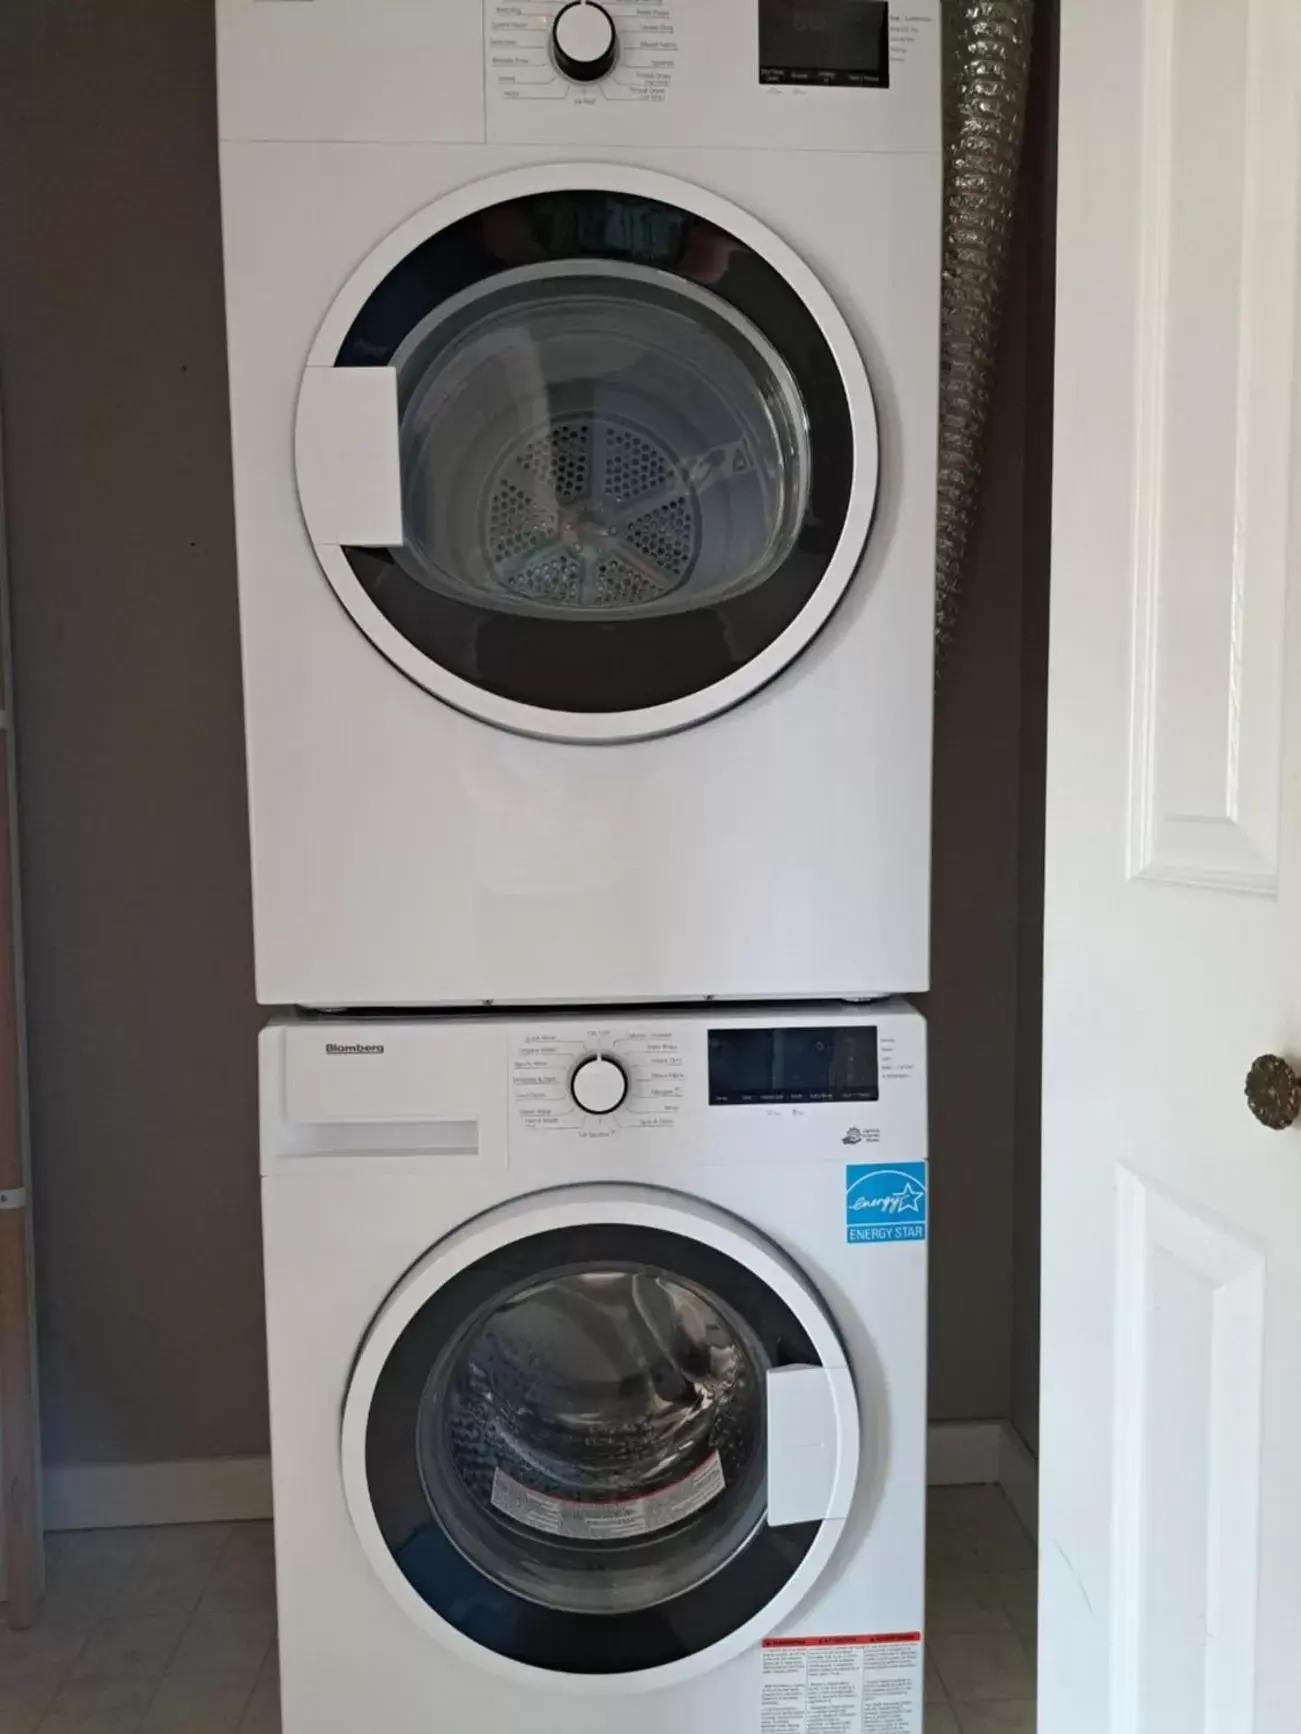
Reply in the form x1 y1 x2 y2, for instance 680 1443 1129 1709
341 1186 860 1690
296 165 878 744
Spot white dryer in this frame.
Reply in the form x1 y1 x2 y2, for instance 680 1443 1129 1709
260 1002 927 1730
216 3 941 1007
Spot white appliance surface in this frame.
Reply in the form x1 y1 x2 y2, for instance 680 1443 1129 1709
216 0 942 1008
260 1001 928 1732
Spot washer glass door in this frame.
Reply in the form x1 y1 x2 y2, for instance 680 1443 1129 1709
302 179 875 739
353 1215 856 1678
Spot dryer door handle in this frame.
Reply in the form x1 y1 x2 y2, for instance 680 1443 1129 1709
296 365 403 548
765 1363 858 1527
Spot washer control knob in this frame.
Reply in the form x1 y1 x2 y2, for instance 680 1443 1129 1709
571 1054 629 1116
551 1 618 82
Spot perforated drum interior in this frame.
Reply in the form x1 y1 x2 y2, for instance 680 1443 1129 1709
391 264 811 620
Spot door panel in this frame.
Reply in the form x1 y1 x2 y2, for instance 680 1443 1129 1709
1125 0 1298 892
1043 1 1301 1730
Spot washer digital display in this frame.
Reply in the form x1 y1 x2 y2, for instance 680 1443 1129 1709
708 1026 880 1105
759 1 891 89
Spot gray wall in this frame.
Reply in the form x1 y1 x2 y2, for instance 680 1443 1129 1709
1010 0 1058 1457
928 31 1055 1439
0 1 1049 1469
927 230 1027 1425
0 2 266 1466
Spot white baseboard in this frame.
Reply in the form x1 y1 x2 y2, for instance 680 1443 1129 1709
43 1457 273 1532
41 1427 1036 1532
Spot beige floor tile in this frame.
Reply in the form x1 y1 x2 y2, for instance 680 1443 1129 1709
924 1706 961 1734
70 1615 187 1687
0 1668 67 1734
46 1539 143 1597
971 1527 1037 1575
0 1622 92 1685
111 1573 211 1629
924 1649 949 1704
927 1570 1013 1635
234 1655 278 1734
44 1540 144 1627
35 1676 154 1733
140 1672 254 1734
168 1613 271 1685
992 1571 1036 1622
131 1534 230 1576
927 1524 982 1572
193 1554 272 1623
930 1633 1036 1704
953 1701 1036 1733
963 1499 1038 1575
930 1489 1009 1531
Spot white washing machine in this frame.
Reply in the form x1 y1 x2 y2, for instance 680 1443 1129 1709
216 2 942 1008
260 1001 927 1732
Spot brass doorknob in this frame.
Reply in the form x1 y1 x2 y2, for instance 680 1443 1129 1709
1245 1054 1301 1130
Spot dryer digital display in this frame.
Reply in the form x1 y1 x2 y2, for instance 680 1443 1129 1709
708 1026 880 1105
759 1 891 89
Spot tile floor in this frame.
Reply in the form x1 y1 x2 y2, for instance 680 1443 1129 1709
0 1486 1035 1733
924 1486 1038 1733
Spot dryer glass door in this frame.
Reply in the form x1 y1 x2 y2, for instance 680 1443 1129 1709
297 174 878 742
348 1209 858 1680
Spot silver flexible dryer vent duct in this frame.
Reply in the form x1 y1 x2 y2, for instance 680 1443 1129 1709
936 0 1036 654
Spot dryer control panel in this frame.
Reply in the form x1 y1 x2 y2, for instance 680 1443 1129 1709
483 0 940 153
215 0 940 154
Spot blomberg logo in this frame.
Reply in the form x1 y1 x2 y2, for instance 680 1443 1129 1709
324 1043 385 1056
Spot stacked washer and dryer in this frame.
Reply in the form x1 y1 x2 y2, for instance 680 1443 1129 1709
216 3 941 1729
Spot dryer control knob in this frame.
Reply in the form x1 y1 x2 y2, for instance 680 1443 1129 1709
571 1054 629 1116
551 2 618 82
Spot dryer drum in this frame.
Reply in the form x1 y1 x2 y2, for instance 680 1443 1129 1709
390 264 812 621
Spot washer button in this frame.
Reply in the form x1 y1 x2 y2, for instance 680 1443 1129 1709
571 1054 629 1115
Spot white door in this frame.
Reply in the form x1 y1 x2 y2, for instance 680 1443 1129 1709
1042 1 1301 1730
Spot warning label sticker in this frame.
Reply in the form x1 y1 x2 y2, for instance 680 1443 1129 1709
490 1450 725 1542
760 1633 923 1734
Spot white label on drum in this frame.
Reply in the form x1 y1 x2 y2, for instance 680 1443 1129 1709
490 1450 726 1541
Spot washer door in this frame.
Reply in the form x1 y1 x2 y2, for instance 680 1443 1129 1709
341 1187 860 1691
296 165 878 743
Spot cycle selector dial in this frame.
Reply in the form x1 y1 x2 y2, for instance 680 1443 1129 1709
551 2 618 82
570 1054 629 1116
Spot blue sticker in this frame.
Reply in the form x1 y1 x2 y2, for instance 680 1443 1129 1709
846 1162 928 1243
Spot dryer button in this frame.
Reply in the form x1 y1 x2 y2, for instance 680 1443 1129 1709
551 2 618 82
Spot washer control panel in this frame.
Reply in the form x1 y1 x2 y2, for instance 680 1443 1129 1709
507 1005 924 1164
269 1005 924 1171
512 1022 688 1135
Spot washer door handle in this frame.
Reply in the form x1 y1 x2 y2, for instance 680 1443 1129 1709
765 1363 858 1527
297 365 403 548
